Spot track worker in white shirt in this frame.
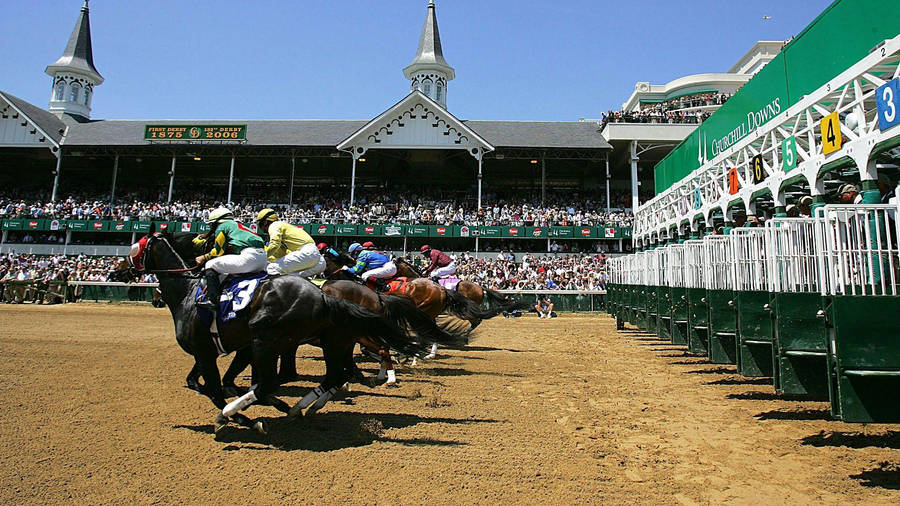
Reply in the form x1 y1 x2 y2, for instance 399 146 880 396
255 208 325 277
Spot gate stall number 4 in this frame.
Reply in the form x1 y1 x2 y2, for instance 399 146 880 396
877 78 900 131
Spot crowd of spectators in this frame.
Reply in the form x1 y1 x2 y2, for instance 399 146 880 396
407 251 609 291
600 92 732 128
1 188 635 228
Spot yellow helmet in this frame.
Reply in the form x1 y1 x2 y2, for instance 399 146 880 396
255 208 278 223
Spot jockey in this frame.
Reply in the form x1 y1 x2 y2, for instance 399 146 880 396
346 242 396 289
317 242 341 260
194 207 267 312
255 208 325 277
362 241 376 250
420 244 456 281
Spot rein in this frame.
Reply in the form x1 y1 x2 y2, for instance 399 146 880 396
139 234 203 278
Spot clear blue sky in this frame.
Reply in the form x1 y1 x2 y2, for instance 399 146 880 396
3 0 833 121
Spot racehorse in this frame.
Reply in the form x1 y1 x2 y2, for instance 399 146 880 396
321 250 502 324
393 257 525 327
114 232 443 435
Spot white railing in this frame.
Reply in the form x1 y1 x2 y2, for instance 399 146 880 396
765 217 823 293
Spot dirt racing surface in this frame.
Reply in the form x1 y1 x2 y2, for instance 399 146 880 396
1 304 899 504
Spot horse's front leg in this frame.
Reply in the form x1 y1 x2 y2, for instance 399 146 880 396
276 344 301 384
221 348 252 397
290 334 352 417
185 360 203 394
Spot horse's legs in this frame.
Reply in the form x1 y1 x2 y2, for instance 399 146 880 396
221 348 252 397
276 344 301 384
378 347 397 386
425 342 438 360
247 335 291 415
308 337 355 413
185 361 203 393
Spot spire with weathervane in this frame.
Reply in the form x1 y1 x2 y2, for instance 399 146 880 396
403 0 455 107
45 0 103 120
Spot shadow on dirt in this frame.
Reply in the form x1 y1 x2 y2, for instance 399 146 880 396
850 462 900 489
801 430 900 449
684 367 738 375
174 411 498 452
463 345 536 353
706 376 771 386
754 408 831 421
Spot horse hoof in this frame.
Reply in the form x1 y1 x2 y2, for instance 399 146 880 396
424 353 436 360
288 404 305 419
214 414 229 434
253 421 267 435
385 380 399 388
223 386 247 398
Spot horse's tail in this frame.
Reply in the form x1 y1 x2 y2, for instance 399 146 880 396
321 293 429 358
443 288 506 324
379 294 469 348
483 287 531 313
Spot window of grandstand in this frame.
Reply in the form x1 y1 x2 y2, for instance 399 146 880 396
54 82 65 101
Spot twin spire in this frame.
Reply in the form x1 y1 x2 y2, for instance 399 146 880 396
404 1 455 106
45 0 102 83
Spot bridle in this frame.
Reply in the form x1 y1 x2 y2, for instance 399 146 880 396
129 233 202 278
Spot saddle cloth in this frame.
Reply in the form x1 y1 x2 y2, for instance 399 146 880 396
196 272 268 324
438 277 460 290
366 276 410 295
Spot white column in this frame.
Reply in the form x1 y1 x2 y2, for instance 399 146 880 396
541 158 546 207
477 157 483 210
605 155 611 212
109 155 119 203
51 153 63 202
629 140 639 211
227 156 235 203
350 156 357 206
289 156 295 205
167 156 176 203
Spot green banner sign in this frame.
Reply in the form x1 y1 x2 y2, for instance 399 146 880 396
144 125 247 141
359 224 381 236
406 225 429 237
382 224 405 237
478 226 502 238
2 219 24 230
526 226 548 238
130 221 152 233
549 226 574 238
335 224 358 236
429 225 453 237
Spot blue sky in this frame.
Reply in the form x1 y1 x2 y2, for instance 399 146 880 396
3 0 833 121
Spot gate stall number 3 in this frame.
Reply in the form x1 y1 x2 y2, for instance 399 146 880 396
877 78 900 131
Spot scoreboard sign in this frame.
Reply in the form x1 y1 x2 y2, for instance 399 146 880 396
144 125 247 141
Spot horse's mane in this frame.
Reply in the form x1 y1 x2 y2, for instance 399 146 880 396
396 257 425 277
163 232 201 264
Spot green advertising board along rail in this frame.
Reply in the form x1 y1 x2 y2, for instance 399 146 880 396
0 218 631 239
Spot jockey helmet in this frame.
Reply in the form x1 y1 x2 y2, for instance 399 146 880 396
316 242 328 251
348 243 363 254
206 207 233 224
420 244 431 253
362 241 375 249
255 208 278 223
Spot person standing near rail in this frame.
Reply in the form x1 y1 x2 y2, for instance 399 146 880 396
255 208 325 278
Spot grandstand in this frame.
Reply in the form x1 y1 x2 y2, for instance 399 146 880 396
0 1 630 258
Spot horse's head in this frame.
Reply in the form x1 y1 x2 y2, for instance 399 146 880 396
321 248 356 275
119 232 198 280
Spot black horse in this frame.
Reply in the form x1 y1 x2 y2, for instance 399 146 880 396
115 232 441 435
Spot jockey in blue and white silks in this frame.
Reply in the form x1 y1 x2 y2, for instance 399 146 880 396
346 242 397 282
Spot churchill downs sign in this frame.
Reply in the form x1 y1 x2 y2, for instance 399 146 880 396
709 98 782 157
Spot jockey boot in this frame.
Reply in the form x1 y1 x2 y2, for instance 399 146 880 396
197 270 221 312
373 278 390 292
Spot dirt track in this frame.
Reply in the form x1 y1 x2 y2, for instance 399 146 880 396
1 304 899 504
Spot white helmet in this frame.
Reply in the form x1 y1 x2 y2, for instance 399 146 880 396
206 207 233 224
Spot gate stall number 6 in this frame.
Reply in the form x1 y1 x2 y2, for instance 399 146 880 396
877 78 900 131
